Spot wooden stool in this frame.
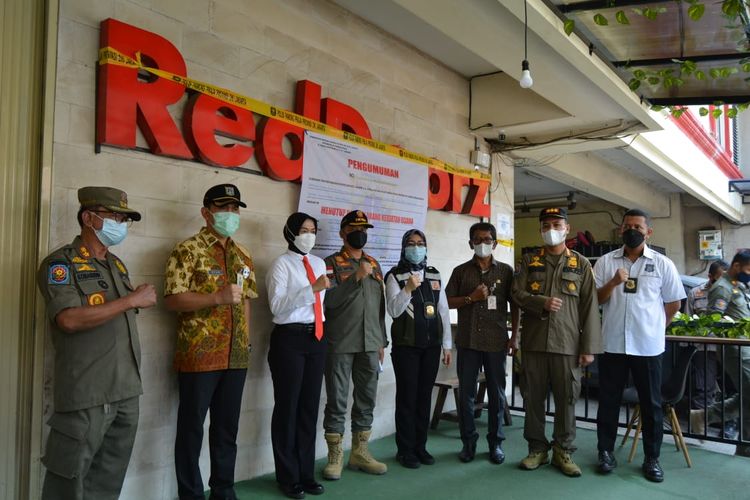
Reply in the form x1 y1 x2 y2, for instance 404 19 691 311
431 373 512 429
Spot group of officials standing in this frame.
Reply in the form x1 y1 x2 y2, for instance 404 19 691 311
41 183 722 500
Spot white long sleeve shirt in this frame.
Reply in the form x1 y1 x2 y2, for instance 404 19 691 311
266 250 327 325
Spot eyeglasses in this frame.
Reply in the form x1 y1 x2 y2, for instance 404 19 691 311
471 237 495 245
90 211 133 227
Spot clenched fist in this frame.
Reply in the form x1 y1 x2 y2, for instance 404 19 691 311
404 273 422 293
217 284 243 305
312 274 331 292
129 283 157 309
356 261 373 280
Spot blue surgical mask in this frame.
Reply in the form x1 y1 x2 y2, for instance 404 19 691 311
404 246 426 265
212 212 240 238
737 272 750 284
93 217 128 247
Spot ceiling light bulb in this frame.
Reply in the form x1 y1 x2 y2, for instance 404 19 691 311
520 60 533 89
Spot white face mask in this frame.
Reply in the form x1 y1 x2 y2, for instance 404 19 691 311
294 233 316 254
541 229 567 247
473 242 493 258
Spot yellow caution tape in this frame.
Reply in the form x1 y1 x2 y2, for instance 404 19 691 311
98 47 490 181
497 239 514 247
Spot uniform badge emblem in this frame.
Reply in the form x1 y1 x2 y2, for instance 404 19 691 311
79 246 91 258
48 263 70 285
568 257 578 268
431 280 441 290
225 186 235 196
568 282 577 292
715 299 728 310
530 281 541 292
242 266 251 279
530 256 544 267
645 264 655 272
76 264 96 272
71 256 88 264
87 292 106 306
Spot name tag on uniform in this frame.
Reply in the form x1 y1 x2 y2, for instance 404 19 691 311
624 278 638 294
487 295 497 310
424 301 436 319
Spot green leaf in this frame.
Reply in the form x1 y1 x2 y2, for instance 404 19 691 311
671 108 686 118
628 78 642 91
743 63 750 72
727 107 738 118
632 8 643 16
695 70 706 80
712 108 723 119
593 13 609 26
563 19 575 36
722 0 742 17
633 69 646 79
738 103 750 111
710 68 721 78
615 10 630 24
699 107 709 116
650 105 665 111
648 76 661 85
688 3 705 20
663 77 674 89
644 7 659 20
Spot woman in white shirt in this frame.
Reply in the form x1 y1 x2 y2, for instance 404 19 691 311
385 229 453 469
266 212 329 499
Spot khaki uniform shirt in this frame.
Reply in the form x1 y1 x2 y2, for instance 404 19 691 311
708 275 750 321
445 257 514 352
513 248 602 356
164 227 258 372
324 249 387 353
37 237 142 412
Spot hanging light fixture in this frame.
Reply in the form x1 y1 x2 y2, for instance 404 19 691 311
520 0 533 89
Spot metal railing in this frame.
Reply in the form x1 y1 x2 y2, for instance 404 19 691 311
506 336 750 448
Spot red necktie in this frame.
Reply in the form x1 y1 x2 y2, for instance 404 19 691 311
302 255 323 340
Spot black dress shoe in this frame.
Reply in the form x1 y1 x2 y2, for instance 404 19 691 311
278 483 305 499
458 440 477 463
642 457 664 483
301 481 324 495
397 453 421 469
597 450 617 474
489 444 505 465
416 449 435 465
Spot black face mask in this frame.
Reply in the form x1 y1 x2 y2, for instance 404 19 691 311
622 228 645 249
346 231 368 249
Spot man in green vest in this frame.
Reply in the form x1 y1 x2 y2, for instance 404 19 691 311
513 207 601 477
322 210 388 480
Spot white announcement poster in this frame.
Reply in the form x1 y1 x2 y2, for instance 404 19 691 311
298 131 428 268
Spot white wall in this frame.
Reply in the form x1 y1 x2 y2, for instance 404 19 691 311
48 0 512 498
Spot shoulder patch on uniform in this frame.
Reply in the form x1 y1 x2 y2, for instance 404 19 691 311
714 299 728 311
48 263 70 285
114 258 127 275
645 264 655 272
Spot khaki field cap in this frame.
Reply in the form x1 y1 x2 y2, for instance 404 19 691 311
78 186 142 221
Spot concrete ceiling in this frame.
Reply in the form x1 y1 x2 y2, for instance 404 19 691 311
332 0 689 205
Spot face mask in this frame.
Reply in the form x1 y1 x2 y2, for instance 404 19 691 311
212 211 240 238
737 272 750 284
404 246 427 265
346 230 367 250
94 217 128 247
622 228 645 249
473 243 493 258
294 233 316 254
541 229 567 246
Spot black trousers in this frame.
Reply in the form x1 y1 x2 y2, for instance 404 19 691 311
175 369 247 500
456 347 507 447
691 351 718 409
391 344 441 455
597 352 663 458
268 323 327 486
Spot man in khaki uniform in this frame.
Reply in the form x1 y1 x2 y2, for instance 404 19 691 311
37 187 157 499
322 210 388 480
512 207 601 477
